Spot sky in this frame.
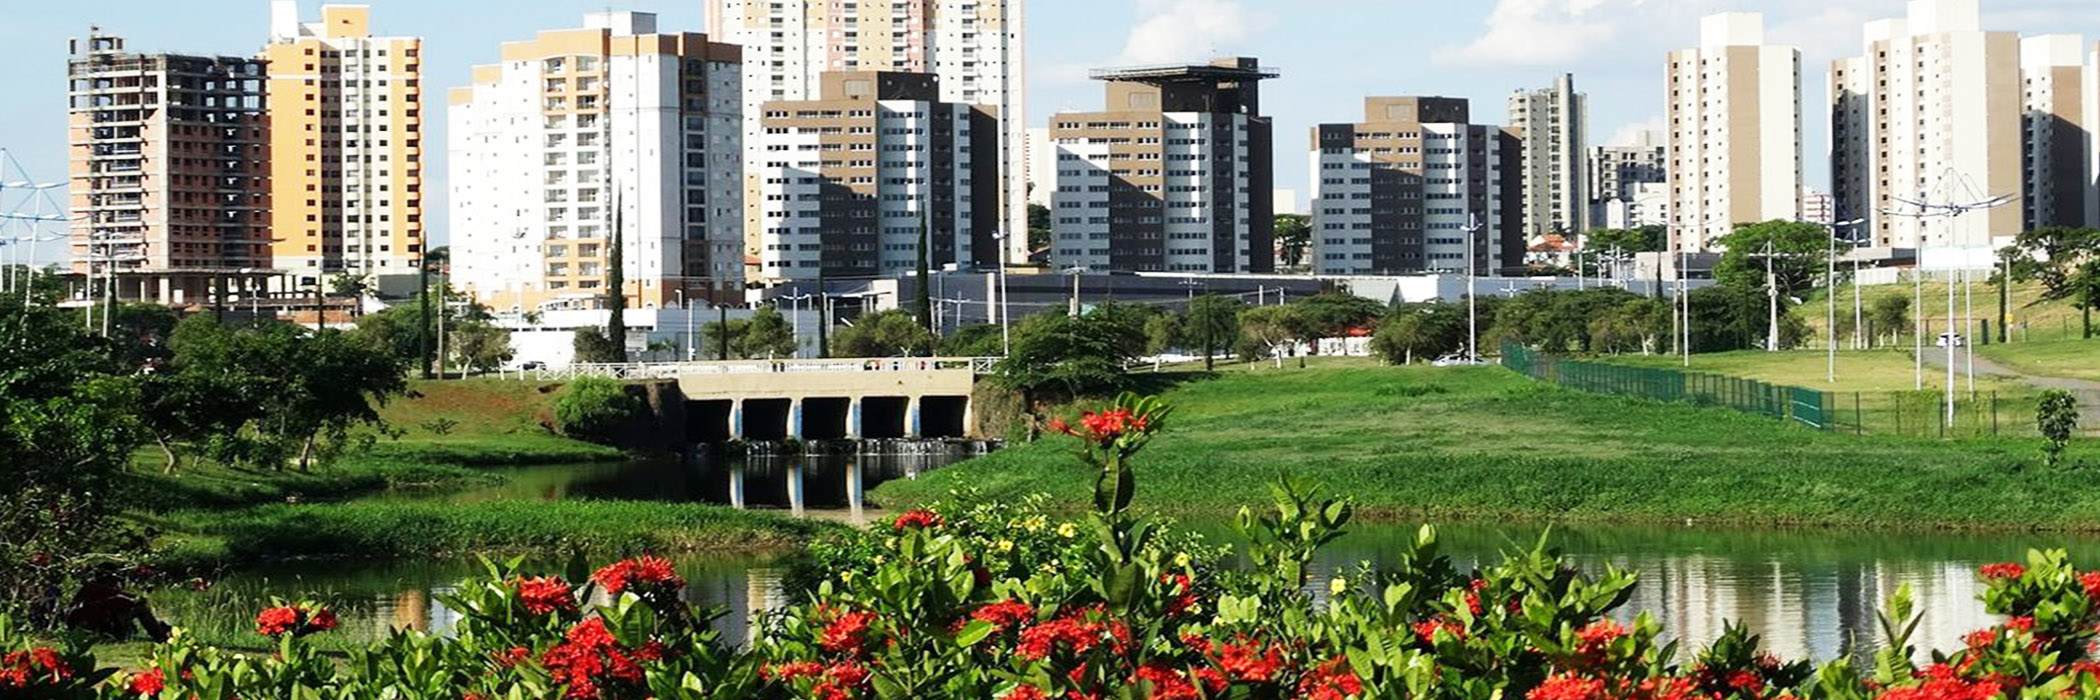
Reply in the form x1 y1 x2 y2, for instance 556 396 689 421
5 0 2099 263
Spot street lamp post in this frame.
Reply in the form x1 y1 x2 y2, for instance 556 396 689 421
675 289 691 362
1819 218 1866 383
1460 213 1484 361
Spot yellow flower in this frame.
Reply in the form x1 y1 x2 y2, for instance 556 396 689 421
1023 515 1048 533
1173 552 1192 568
1057 523 1079 538
841 571 857 584
1329 577 1349 595
996 539 1016 553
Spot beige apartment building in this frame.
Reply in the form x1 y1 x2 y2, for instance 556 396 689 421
2020 34 2091 231
1509 73 1587 238
1309 97 1521 276
260 2 425 288
706 0 1027 271
1666 12 1802 252
66 32 271 304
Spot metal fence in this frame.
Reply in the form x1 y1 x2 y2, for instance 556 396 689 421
1501 342 1833 430
515 357 1000 381
1498 342 2074 438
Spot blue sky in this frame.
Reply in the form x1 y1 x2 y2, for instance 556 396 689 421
4 0 2095 261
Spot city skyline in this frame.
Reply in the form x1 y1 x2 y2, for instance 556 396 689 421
8 0 2100 266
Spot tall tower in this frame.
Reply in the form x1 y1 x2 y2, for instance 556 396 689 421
1667 13 1802 251
706 0 1026 269
448 12 744 315
1831 0 2021 250
1048 58 1276 274
261 3 425 287
66 31 269 304
1310 97 1518 276
1509 74 1588 238
2019 34 2090 231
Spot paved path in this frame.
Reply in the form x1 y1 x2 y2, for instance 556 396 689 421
1922 347 2100 429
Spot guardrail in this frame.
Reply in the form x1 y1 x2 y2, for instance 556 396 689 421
519 357 1000 381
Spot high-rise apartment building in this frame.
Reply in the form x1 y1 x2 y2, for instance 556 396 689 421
66 32 270 304
261 2 424 284
1667 12 1802 251
1309 97 1519 276
1047 58 1276 274
1589 130 1666 204
2020 34 2090 231
705 0 1027 267
1509 74 1587 237
1831 0 2021 250
449 12 743 314
754 71 997 281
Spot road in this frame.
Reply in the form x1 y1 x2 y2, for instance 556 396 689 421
1922 346 2100 429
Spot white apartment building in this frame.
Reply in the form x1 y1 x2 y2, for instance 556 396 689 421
2021 34 2091 231
1831 0 2021 250
754 71 997 282
448 12 744 314
1588 130 1667 230
262 2 425 284
1310 97 1518 276
705 0 1028 266
1510 73 1587 237
1667 12 1802 251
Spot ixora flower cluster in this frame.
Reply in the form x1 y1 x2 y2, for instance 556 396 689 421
15 400 2100 698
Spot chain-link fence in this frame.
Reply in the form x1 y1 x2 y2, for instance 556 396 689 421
1499 342 2054 437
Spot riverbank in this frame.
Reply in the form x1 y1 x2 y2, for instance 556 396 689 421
133 379 829 569
872 365 2099 530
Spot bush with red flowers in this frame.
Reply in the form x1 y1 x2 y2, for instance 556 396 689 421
252 601 337 639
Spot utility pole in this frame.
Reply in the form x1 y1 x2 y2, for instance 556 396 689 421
1461 213 1483 361
1879 180 2014 429
718 304 731 360
417 255 432 379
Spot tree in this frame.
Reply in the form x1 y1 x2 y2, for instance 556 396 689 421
450 322 514 375
1185 295 1244 371
1275 214 1312 268
1238 305 1299 364
2038 389 2081 469
1868 295 1912 347
832 309 938 358
940 323 1006 357
1585 226 1668 254
1079 302 1157 359
605 207 629 363
992 311 1138 404
1027 203 1052 254
1286 293 1384 343
1143 314 1183 357
1589 298 1673 355
1371 303 1464 365
2008 227 2100 338
554 376 642 445
915 217 933 332
330 272 371 318
1713 220 1831 300
573 327 626 364
741 305 799 358
702 318 749 360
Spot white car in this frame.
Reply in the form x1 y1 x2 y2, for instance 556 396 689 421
1935 332 1965 348
1431 354 1482 367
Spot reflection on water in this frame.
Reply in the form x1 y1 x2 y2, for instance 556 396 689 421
154 517 2098 662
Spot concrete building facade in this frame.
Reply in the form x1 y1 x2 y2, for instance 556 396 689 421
1588 130 1667 230
66 32 271 304
2020 34 2091 231
1667 12 1803 251
1830 0 2022 249
705 0 1027 267
261 2 425 286
1308 97 1520 276
1047 58 1276 274
1509 73 1587 237
754 71 998 282
448 12 743 315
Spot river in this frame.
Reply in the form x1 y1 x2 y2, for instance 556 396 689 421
153 450 2092 663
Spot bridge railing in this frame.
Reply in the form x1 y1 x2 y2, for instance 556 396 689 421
520 357 1000 381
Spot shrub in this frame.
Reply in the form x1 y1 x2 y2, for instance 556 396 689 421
553 377 641 444
2039 389 2081 468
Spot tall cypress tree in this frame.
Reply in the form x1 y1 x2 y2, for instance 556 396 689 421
916 209 933 333
605 194 628 362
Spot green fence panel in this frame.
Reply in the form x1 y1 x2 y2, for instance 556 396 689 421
1498 342 1834 431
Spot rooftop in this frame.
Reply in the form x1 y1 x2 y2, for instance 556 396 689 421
1087 62 1279 84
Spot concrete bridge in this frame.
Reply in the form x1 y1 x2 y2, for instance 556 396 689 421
526 358 996 442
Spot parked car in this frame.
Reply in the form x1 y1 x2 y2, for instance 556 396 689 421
1431 354 1483 367
1935 332 1965 348
519 360 547 370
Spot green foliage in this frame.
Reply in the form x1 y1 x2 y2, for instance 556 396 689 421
1184 295 1244 366
552 377 642 444
1027 203 1052 254
939 324 1006 357
1372 302 1467 364
2007 228 2100 336
1868 294 1912 340
2038 390 2081 468
449 321 513 375
1286 293 1385 340
832 309 938 358
740 305 799 359
172 319 408 470
1275 213 1312 268
991 311 1142 403
1713 220 1832 298
1237 305 1299 362
572 327 627 364
1141 313 1182 356
1491 288 1657 353
1584 225 1668 254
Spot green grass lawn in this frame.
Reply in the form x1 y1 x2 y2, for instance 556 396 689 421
1599 349 2032 395
1978 338 2100 383
874 365 2100 530
1806 279 2090 344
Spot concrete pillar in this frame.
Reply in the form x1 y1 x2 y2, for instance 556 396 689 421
788 398 804 440
847 396 863 439
726 461 746 509
785 461 805 516
729 399 745 441
845 458 865 514
961 396 975 438
906 395 923 439
156 276 170 304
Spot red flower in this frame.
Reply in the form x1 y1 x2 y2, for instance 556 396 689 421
495 646 533 667
515 576 578 616
128 667 164 696
591 556 685 596
0 647 72 688
2006 616 2035 633
821 610 877 655
892 509 943 531
1001 684 1048 700
254 604 335 638
1979 562 2026 580
1134 662 1200 700
1214 638 1286 682
1297 657 1363 700
2081 571 2100 600
1574 620 1626 660
308 607 338 633
1726 670 1764 695
762 661 826 682
1528 674 1606 700
541 618 646 699
1964 629 1998 649
1193 667 1228 694
971 600 1036 631
1413 618 1467 644
1015 607 1123 661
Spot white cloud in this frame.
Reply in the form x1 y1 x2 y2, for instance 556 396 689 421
1602 115 1664 148
1110 0 1257 65
1433 0 1657 67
